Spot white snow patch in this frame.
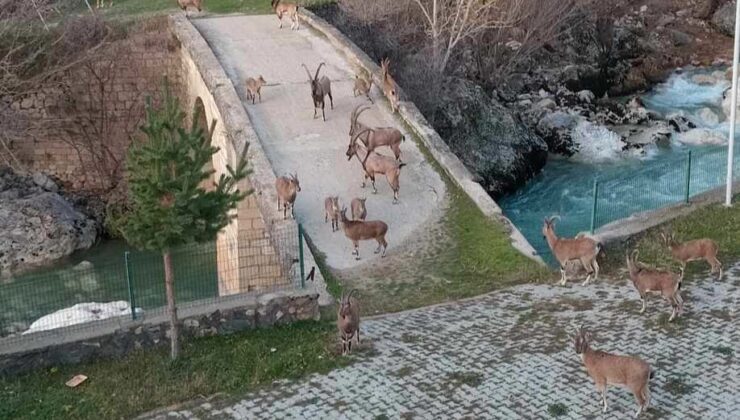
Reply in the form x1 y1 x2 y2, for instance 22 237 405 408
24 301 141 334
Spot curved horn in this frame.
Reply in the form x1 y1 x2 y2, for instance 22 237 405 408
314 62 326 81
355 105 371 122
346 289 358 301
350 128 375 146
549 215 562 223
350 104 364 126
301 64 313 82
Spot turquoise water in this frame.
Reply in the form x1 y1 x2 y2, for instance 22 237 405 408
500 71 740 264
0 240 218 334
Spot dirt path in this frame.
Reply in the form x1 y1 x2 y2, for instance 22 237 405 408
192 16 446 270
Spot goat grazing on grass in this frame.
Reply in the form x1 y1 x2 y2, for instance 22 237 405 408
275 173 300 219
245 76 267 104
351 197 367 221
339 208 388 260
661 233 722 279
353 72 373 103
349 105 405 163
324 196 340 232
346 129 406 204
574 326 653 418
626 250 684 322
302 63 333 121
271 0 299 30
380 58 400 113
337 289 360 355
542 216 601 286
177 0 202 13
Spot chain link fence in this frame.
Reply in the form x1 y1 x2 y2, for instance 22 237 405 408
591 145 740 232
0 224 305 341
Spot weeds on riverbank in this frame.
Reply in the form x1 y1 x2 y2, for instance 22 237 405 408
601 195 740 278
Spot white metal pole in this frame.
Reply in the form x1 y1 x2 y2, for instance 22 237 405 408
726 0 740 207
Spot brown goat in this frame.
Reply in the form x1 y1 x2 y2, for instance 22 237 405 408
275 173 301 219
351 197 367 221
271 0 299 30
245 75 267 104
626 250 684 322
661 233 722 279
324 196 340 232
302 63 333 121
177 0 202 13
346 129 406 203
353 73 373 103
380 58 400 113
338 208 388 260
542 216 601 286
337 289 360 355
574 326 653 417
349 105 405 163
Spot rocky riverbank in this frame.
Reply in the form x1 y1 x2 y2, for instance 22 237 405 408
313 1 734 198
0 168 101 278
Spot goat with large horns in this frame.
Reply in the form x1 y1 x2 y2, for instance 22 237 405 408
302 63 333 121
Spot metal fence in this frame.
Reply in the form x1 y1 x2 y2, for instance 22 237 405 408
590 145 740 233
0 224 305 340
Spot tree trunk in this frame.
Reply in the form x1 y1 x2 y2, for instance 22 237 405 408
163 250 179 359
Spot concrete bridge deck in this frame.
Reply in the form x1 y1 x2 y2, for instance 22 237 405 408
192 16 446 270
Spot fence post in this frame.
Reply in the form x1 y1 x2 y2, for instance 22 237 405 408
590 180 599 234
684 150 692 203
124 251 136 320
298 224 306 288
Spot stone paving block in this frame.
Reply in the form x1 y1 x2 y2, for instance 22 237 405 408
141 263 740 419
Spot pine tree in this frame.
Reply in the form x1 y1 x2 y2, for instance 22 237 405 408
120 81 250 359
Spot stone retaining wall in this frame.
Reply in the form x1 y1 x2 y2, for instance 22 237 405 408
4 18 183 192
298 10 542 264
0 290 320 377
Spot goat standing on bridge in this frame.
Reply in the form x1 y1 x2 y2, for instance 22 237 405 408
177 0 203 14
275 173 301 219
271 0 300 30
349 105 405 165
302 63 333 121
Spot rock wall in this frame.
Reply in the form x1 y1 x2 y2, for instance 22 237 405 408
3 19 183 192
0 169 98 277
0 291 320 377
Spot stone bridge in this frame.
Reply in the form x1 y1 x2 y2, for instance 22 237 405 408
169 13 539 303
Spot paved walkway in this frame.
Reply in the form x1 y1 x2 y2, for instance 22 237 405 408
142 264 739 419
192 16 446 270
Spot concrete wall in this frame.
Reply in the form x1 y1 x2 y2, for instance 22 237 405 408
0 290 320 377
298 10 543 264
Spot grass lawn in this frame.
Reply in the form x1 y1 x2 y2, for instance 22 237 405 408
600 194 740 277
0 321 347 420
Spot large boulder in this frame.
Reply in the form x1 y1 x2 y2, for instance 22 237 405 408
0 168 97 277
434 79 548 197
712 1 736 36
